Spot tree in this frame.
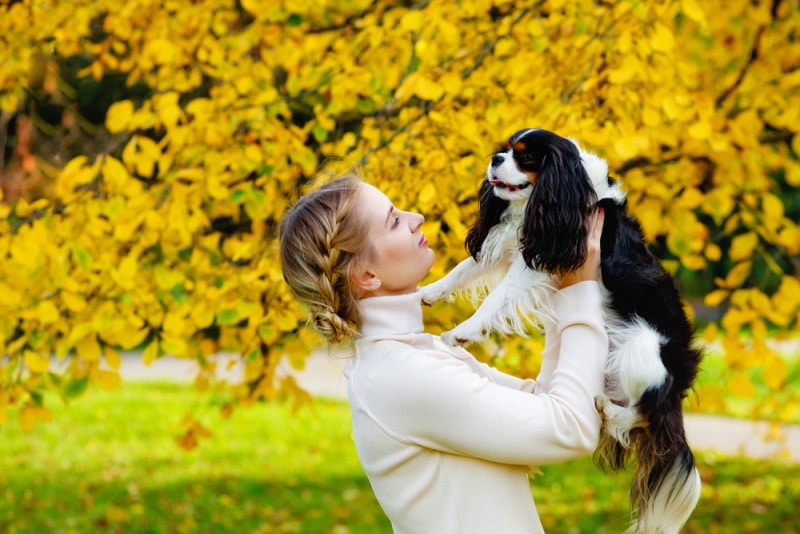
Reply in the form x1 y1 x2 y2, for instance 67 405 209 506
1 0 798 436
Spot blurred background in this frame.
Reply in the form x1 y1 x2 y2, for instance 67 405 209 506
1 0 798 532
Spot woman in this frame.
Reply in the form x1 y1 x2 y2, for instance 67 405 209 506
279 174 607 533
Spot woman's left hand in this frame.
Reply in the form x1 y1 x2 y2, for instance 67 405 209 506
558 208 604 288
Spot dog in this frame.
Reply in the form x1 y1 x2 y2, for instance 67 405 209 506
421 128 702 533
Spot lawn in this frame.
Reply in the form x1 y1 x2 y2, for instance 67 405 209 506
1 382 798 533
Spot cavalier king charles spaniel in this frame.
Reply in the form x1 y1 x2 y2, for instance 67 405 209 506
422 128 702 533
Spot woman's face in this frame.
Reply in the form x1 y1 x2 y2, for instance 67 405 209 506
355 183 435 297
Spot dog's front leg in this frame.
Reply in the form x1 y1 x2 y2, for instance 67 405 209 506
441 255 553 346
420 257 491 305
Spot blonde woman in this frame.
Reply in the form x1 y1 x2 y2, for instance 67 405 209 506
279 174 607 534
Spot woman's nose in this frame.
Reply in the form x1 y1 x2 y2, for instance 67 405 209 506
410 212 424 231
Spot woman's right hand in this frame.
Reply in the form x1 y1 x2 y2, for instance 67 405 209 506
558 208 605 289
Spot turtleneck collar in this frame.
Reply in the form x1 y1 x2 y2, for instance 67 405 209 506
357 289 424 338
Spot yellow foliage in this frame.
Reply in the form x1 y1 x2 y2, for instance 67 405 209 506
729 232 758 262
1 0 799 429
728 372 756 398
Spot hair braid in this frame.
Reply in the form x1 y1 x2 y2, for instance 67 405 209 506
280 175 370 344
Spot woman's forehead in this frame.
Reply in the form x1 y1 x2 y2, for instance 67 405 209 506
358 183 392 216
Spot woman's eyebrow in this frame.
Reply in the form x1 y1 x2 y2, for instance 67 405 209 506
384 205 394 227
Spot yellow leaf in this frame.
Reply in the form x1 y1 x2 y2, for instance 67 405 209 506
704 289 729 307
106 100 134 134
439 72 463 95
650 23 674 53
702 189 735 225
729 232 757 262
704 243 721 261
194 372 210 393
418 182 436 211
76 334 101 362
401 10 425 32
728 373 755 397
24 350 50 373
786 162 800 187
0 393 7 425
697 385 726 413
36 300 60 324
717 261 752 289
20 403 38 432
642 106 661 127
677 188 703 209
0 283 23 308
687 121 711 141
701 322 718 343
681 0 708 26
778 226 799 254
413 76 444 101
101 156 130 191
105 347 121 370
680 254 706 270
118 327 150 350
163 312 187 336
143 340 160 365
762 193 784 231
608 55 640 84
61 290 87 312
113 253 139 290
91 369 122 392
161 336 189 357
763 356 788 390
145 38 178 65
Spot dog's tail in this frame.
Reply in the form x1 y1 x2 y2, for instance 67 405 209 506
597 397 701 534
628 425 701 534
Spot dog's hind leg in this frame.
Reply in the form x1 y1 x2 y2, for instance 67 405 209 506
596 319 667 448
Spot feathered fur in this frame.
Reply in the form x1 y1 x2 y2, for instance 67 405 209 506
423 128 702 533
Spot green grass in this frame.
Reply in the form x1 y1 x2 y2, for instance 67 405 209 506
1 382 798 533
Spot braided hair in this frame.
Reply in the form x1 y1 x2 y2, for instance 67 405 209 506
279 175 372 344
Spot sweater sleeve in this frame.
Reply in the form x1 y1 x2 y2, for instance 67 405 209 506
532 318 560 392
365 281 608 466
445 344 538 393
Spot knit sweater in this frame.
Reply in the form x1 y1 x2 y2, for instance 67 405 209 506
344 281 608 534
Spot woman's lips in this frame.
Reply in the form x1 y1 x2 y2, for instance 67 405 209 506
419 236 428 247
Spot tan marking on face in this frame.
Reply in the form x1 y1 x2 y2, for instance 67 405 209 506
513 140 527 152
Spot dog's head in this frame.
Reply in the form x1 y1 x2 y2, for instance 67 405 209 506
491 128 623 274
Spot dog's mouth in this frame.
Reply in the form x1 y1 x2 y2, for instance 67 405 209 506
489 178 531 193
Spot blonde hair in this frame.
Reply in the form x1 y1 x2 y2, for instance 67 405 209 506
279 175 371 344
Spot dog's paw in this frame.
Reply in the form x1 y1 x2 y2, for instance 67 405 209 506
595 395 640 449
420 281 453 305
441 322 486 347
594 395 610 417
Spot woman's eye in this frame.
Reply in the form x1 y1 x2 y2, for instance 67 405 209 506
391 216 400 229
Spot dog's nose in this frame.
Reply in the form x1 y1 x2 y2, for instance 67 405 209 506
491 154 505 168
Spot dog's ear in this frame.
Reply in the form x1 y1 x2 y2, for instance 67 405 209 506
466 178 508 261
521 139 597 274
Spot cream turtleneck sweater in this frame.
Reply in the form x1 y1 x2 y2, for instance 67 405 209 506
344 281 608 534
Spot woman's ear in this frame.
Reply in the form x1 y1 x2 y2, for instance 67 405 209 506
351 268 381 293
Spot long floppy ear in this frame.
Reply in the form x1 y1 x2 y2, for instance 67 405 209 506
520 138 597 274
465 178 509 261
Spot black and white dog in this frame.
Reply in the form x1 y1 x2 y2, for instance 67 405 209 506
422 128 702 533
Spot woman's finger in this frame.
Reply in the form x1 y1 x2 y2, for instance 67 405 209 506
589 208 605 243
